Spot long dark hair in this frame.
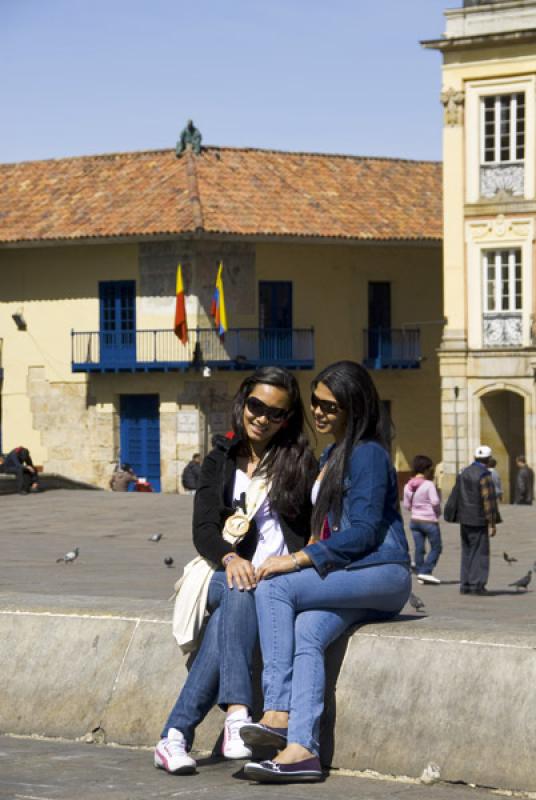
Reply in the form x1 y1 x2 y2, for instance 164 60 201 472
231 366 316 519
310 361 385 537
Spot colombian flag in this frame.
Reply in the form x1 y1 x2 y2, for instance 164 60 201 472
174 264 188 344
211 262 228 338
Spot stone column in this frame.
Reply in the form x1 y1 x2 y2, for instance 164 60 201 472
439 351 468 493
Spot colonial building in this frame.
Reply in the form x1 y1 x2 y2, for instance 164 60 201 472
424 0 536 500
0 140 442 490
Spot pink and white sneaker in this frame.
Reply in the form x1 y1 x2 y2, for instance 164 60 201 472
154 728 196 774
222 710 253 759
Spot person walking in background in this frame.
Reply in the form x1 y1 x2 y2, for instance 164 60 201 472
457 445 500 596
110 463 137 492
487 457 503 503
4 446 39 494
181 453 202 494
514 455 534 505
403 455 442 585
154 367 317 776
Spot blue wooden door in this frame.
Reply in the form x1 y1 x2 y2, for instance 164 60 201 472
368 282 391 367
258 281 293 361
99 281 136 367
120 395 161 492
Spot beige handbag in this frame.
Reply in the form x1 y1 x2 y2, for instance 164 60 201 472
172 474 270 653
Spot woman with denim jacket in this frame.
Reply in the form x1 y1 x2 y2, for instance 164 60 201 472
154 367 317 775
241 361 411 783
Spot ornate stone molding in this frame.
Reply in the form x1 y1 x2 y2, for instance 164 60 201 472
480 164 524 199
483 313 522 347
467 214 532 243
440 87 465 127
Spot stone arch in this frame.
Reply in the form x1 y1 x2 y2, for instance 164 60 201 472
473 383 529 503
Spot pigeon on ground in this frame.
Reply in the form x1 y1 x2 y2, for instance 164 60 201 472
56 547 80 564
503 552 518 565
409 593 426 613
164 556 174 567
508 571 532 591
148 533 163 542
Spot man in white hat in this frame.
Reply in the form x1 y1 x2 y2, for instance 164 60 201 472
455 445 500 595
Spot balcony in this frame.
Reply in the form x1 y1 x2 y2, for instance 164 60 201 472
71 328 314 373
363 329 421 370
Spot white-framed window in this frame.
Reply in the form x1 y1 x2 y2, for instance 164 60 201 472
483 249 522 313
481 94 525 165
465 76 535 203
466 218 533 349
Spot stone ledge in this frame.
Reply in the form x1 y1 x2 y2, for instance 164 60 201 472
1 602 535 792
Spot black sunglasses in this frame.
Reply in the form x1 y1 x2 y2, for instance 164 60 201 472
246 396 290 423
310 392 340 416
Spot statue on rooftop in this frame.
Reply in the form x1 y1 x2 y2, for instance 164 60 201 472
176 120 202 157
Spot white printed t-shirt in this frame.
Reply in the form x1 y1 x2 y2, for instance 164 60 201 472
233 468 288 568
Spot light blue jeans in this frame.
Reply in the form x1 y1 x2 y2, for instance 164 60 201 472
255 563 411 756
161 570 258 747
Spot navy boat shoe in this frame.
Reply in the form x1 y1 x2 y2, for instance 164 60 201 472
244 757 323 783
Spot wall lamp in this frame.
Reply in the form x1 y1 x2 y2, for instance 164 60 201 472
12 311 27 331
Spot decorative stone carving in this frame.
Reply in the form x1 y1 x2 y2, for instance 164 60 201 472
480 164 524 198
440 87 465 126
483 313 522 346
493 214 507 237
468 216 531 243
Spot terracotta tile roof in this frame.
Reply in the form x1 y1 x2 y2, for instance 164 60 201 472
0 146 442 245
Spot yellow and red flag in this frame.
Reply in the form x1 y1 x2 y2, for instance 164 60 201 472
211 262 228 339
174 264 188 344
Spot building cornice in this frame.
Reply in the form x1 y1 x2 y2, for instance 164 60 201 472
0 232 442 251
464 200 536 215
422 27 536 52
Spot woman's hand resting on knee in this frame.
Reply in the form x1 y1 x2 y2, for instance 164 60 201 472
256 552 312 581
223 554 257 591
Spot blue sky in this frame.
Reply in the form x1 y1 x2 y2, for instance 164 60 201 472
1 0 459 164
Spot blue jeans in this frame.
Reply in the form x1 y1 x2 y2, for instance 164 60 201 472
410 521 442 575
255 563 411 756
161 570 258 746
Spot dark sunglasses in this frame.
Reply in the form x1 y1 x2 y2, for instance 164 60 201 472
310 392 340 416
246 396 290 423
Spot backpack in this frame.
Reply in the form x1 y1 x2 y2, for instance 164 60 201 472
443 476 460 523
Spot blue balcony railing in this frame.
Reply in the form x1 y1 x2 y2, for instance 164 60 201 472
71 328 314 373
363 328 421 370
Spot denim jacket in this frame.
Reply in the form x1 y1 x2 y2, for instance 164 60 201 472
304 441 410 577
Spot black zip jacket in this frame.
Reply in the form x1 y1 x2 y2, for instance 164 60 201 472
192 437 316 565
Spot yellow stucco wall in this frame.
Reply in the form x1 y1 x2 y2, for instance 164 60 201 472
256 241 443 471
0 244 137 462
0 237 442 487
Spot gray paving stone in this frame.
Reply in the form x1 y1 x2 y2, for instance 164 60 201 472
1 490 535 627
0 735 503 800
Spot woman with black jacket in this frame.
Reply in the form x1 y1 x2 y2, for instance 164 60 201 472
155 367 317 775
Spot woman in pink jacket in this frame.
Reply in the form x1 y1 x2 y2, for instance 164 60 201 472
403 455 442 585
